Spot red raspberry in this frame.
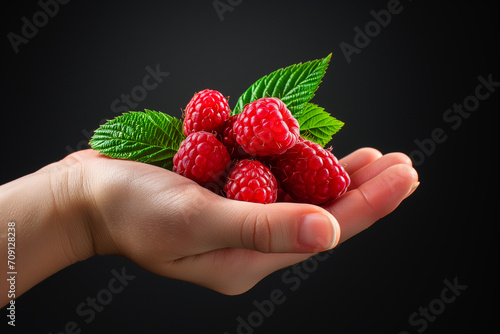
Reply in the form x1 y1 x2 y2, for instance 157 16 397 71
222 115 252 159
224 159 278 204
173 131 231 186
233 97 300 156
183 89 230 137
270 139 350 205
276 185 299 203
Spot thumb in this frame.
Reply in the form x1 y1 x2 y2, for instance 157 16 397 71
200 198 341 253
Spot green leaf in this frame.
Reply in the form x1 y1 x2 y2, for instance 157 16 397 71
89 109 185 170
297 103 344 147
233 54 332 116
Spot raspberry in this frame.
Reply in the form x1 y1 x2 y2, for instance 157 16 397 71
222 115 252 159
270 139 350 205
276 185 299 203
183 89 230 137
233 97 300 156
173 131 231 186
224 159 278 204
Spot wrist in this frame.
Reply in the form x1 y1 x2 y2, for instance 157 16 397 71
0 155 96 304
60 150 119 257
32 154 97 264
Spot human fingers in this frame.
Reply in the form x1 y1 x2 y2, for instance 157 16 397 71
347 152 413 190
324 163 419 243
339 147 383 175
192 199 341 254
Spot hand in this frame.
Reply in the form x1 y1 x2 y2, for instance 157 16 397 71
0 147 417 305
65 148 418 295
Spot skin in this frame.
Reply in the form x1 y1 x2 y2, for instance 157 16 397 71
0 148 418 307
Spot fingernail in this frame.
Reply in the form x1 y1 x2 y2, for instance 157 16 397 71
405 181 420 198
298 213 336 250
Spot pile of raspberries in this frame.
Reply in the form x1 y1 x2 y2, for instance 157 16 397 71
173 89 350 205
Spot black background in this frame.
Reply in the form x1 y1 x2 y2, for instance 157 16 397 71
2 1 499 333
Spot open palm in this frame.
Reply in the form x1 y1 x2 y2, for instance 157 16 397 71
73 147 418 295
